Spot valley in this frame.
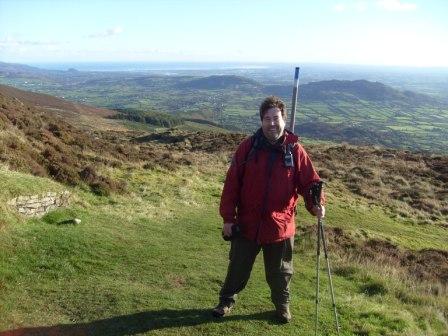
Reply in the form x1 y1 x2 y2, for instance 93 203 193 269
1 62 448 153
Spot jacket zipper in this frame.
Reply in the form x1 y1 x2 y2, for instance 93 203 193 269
255 150 277 243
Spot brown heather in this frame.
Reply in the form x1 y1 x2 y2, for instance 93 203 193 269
297 225 448 292
308 143 448 224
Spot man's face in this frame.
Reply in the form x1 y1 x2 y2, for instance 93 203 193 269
261 107 286 143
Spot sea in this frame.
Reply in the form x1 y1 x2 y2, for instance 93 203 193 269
28 62 279 72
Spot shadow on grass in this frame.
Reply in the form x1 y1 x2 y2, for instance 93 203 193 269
0 308 281 335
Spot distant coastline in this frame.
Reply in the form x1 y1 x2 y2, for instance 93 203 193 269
24 61 448 74
27 62 276 72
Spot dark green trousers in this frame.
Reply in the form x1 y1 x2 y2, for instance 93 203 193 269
219 236 294 307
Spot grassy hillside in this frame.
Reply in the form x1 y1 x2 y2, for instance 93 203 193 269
0 151 447 335
0 87 447 335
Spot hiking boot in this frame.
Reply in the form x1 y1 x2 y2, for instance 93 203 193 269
212 301 234 317
275 305 292 323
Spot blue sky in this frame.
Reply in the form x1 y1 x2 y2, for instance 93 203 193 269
1 0 447 66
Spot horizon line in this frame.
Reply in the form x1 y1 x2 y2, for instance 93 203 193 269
2 60 448 70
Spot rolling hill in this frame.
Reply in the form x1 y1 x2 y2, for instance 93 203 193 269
0 61 56 77
265 79 441 106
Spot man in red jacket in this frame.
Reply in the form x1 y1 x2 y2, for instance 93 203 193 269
212 96 325 323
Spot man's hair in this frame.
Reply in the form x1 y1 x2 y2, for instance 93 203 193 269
259 96 287 120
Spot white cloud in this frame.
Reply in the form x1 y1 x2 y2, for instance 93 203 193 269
376 0 417 11
87 26 124 38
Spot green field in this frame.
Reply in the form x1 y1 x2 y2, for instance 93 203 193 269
1 160 446 335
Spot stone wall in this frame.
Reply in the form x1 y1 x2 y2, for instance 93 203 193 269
7 191 70 217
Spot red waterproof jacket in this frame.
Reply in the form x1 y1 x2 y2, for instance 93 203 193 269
220 130 323 244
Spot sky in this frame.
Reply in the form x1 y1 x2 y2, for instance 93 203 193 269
0 0 447 67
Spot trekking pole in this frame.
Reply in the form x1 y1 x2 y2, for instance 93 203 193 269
314 203 322 335
311 181 340 336
289 67 300 133
320 213 340 335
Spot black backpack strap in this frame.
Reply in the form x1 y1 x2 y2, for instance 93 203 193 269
241 128 263 166
243 129 298 168
236 129 263 186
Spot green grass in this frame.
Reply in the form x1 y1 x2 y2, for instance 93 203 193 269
117 120 162 132
0 163 447 335
0 164 65 202
178 121 230 132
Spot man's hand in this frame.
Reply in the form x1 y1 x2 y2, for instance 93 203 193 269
311 205 326 219
222 222 234 237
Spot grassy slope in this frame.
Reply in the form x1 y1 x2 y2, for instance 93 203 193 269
0 161 447 336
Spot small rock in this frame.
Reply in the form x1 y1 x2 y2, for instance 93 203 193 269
73 218 81 225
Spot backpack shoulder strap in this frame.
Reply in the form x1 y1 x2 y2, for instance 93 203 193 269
236 130 262 186
240 128 262 166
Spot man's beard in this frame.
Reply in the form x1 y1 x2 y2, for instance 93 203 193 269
264 127 283 142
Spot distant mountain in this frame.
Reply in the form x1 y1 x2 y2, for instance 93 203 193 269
265 79 442 106
177 75 261 90
301 79 440 105
0 61 56 77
